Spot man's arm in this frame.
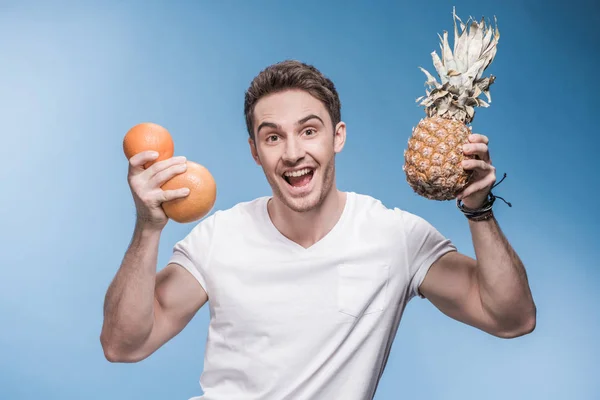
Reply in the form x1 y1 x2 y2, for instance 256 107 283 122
419 218 536 338
100 223 208 363
417 132 536 339
419 216 536 339
100 148 209 362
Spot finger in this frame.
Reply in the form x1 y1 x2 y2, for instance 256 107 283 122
461 159 494 171
460 175 497 199
146 156 187 178
468 133 489 145
161 187 191 202
129 151 159 172
463 143 490 161
149 161 188 188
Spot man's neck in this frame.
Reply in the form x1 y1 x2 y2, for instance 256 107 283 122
268 188 347 249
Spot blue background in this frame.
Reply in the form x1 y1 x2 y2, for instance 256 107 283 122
1 0 598 399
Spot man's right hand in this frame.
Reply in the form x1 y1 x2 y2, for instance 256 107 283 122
127 151 190 229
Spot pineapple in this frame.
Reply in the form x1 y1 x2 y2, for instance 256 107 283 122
403 8 500 201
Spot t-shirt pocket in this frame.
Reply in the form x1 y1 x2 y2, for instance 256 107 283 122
337 263 390 318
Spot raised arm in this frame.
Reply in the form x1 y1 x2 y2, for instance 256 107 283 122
101 256 207 362
100 151 208 362
419 224 535 338
418 133 536 338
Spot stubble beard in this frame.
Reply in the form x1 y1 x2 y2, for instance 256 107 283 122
266 155 336 214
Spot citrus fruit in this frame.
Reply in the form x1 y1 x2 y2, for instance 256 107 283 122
161 161 217 223
123 122 174 169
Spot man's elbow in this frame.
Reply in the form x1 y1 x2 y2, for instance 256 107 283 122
496 307 537 339
102 345 125 363
100 334 146 363
102 346 147 363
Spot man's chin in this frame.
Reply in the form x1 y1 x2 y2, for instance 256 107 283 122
285 196 320 213
275 185 322 213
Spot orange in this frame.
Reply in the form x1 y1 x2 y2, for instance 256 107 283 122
123 122 174 169
161 161 217 223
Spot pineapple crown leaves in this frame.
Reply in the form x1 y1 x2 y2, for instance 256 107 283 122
416 7 500 124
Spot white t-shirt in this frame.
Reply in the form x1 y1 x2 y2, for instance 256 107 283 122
169 191 456 400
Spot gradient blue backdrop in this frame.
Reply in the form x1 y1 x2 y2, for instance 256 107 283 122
1 0 598 399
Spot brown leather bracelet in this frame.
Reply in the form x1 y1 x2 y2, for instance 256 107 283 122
466 210 494 221
456 197 494 216
456 174 512 220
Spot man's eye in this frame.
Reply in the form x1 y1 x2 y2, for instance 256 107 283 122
304 129 315 136
267 135 278 142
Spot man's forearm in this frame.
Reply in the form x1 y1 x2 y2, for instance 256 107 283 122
469 216 536 337
101 222 162 356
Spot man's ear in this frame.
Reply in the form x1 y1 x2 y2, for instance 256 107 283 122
333 121 347 154
249 137 261 166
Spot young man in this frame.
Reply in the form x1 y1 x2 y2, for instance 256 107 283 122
101 60 536 400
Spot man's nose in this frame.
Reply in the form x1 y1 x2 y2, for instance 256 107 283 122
282 136 305 164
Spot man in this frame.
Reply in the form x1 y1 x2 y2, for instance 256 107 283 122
101 60 536 399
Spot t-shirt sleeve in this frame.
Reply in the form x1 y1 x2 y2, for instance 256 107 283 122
395 209 457 300
168 212 218 297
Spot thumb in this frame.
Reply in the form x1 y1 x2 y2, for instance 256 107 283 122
161 187 190 203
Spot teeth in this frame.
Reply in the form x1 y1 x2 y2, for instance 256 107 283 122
284 168 312 178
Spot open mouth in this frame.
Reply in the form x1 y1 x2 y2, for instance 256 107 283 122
283 168 314 188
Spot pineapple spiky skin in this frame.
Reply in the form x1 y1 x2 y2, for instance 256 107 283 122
403 116 475 200
403 8 499 201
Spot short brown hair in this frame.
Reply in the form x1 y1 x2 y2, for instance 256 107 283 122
244 60 342 139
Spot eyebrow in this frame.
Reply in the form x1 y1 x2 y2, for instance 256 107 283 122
256 114 324 136
297 114 324 126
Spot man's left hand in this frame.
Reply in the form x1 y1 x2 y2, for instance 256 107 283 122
457 133 496 209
